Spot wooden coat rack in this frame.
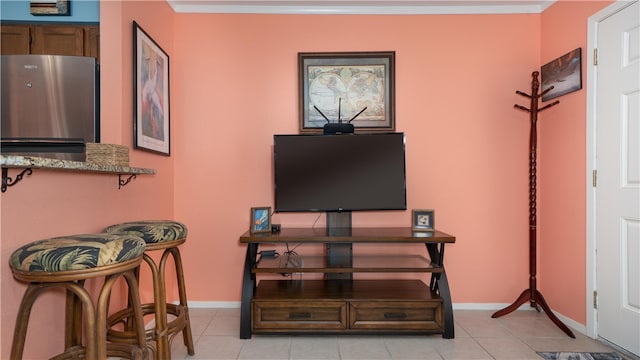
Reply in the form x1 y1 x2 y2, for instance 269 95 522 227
491 71 575 338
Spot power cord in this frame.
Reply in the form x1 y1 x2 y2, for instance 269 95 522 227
283 242 300 256
311 214 322 229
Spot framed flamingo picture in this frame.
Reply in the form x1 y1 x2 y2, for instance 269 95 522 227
133 21 170 155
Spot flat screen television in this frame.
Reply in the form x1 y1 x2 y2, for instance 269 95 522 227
273 132 407 213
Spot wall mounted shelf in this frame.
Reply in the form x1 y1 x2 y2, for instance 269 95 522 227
1 155 156 193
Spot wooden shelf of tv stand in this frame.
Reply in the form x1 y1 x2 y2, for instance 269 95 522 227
239 227 456 339
240 227 456 244
254 254 443 274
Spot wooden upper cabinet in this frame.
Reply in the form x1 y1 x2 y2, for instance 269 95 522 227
1 24 31 54
83 25 99 59
31 25 84 56
1 23 99 62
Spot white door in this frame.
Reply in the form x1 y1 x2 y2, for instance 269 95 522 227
594 0 640 356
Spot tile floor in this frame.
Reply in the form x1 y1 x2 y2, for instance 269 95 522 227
168 308 636 360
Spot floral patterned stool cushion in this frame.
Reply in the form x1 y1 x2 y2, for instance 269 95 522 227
10 233 146 278
8 234 148 359
102 220 194 358
102 220 188 251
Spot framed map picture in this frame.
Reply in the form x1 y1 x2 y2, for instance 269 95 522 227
299 52 395 133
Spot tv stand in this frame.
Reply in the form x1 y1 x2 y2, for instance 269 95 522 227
239 227 456 339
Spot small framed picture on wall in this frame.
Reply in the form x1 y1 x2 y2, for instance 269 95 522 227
412 209 435 232
250 207 271 234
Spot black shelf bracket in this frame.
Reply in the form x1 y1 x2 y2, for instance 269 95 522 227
1 168 140 192
2 168 33 193
118 174 137 189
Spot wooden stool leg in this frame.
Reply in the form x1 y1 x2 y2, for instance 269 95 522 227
11 284 47 360
113 266 142 334
12 282 100 360
123 270 149 358
98 274 122 359
170 247 195 355
127 266 142 333
65 280 85 350
98 271 149 359
64 281 98 360
145 252 171 359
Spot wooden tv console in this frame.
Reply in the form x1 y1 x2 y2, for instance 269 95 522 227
239 227 456 339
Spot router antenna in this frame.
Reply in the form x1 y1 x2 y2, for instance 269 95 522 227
348 107 367 123
313 105 331 123
338 98 342 123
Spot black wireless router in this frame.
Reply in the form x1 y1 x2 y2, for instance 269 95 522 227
314 98 366 135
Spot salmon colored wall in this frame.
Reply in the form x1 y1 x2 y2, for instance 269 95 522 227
538 0 612 325
171 12 541 303
0 1 175 358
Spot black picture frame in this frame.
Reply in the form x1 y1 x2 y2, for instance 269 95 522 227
541 48 582 102
133 21 170 156
299 51 395 133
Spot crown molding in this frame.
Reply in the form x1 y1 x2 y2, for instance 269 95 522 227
167 1 556 15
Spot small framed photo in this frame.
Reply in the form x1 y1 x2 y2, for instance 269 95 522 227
30 0 70 16
412 209 435 232
250 207 271 234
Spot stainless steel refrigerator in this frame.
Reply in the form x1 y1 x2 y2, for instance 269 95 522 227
1 54 99 161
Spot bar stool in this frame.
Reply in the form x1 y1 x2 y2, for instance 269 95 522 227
9 233 148 360
102 220 194 359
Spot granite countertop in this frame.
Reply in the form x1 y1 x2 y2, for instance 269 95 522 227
1 155 156 175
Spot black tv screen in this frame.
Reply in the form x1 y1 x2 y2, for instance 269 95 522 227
274 133 407 212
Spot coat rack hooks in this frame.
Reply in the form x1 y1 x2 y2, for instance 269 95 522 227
491 71 574 338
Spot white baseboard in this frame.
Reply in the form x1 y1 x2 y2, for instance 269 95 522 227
186 301 241 308
555 311 587 336
452 303 537 311
453 303 587 336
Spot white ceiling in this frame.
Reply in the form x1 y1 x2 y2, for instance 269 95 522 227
167 0 557 15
